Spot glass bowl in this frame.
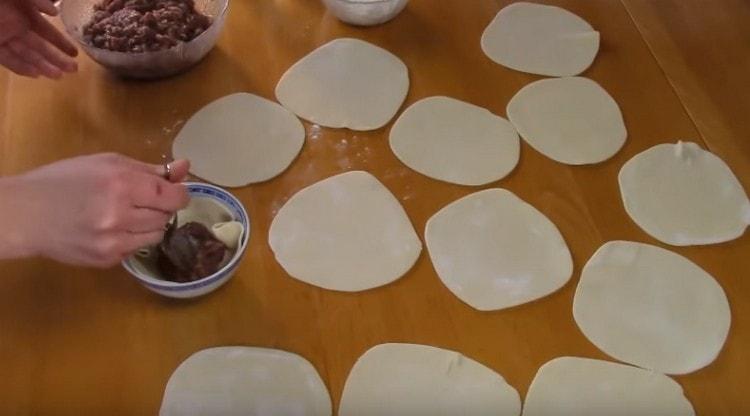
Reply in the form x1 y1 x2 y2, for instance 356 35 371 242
322 0 408 26
60 0 229 79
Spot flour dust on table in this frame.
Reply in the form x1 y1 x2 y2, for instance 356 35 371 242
160 347 331 416
172 93 305 187
389 96 520 186
573 241 731 375
275 38 409 131
507 76 627 165
425 188 573 311
619 141 750 246
269 171 422 292
339 343 521 416
481 2 599 77
523 357 695 416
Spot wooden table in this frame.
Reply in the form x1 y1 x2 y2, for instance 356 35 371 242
1 0 748 413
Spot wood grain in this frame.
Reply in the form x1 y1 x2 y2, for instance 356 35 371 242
0 0 747 414
620 0 750 189
617 2 750 413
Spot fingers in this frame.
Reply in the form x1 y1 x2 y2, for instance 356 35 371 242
124 208 171 234
2 26 76 80
121 230 166 256
0 45 39 77
7 37 62 79
0 1 30 45
166 159 191 182
87 230 166 268
96 153 190 212
24 31 76 72
30 11 77 57
126 158 191 183
129 172 190 213
28 0 58 16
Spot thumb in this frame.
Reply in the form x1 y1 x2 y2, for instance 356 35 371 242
28 0 58 16
167 159 191 183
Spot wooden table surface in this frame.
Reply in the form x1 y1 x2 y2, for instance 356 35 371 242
1 0 748 414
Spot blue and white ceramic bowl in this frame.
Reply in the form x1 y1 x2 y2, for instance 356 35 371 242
123 182 250 299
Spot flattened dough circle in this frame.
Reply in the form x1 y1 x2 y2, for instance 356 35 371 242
172 93 305 187
481 2 599 77
425 188 573 311
269 171 422 292
523 357 694 416
389 96 520 186
275 38 409 131
619 141 750 246
160 347 331 416
573 241 731 375
507 76 626 165
339 343 521 416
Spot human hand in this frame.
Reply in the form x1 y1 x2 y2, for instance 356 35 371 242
0 0 78 79
1 153 191 267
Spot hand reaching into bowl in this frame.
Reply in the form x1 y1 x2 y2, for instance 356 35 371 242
0 0 78 78
0 153 191 267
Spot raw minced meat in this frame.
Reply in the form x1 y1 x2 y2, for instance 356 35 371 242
83 0 212 53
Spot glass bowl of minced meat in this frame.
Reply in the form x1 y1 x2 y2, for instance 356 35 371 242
61 0 228 79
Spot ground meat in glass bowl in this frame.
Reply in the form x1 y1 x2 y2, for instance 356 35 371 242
61 0 227 78
83 0 212 53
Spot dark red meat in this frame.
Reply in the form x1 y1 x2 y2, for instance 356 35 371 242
157 222 227 283
82 0 212 53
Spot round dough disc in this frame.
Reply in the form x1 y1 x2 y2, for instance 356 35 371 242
619 141 750 246
269 171 422 292
425 188 573 311
573 241 731 375
389 96 520 186
507 77 627 165
172 93 304 187
523 357 695 416
339 343 521 416
481 2 599 77
275 38 409 131
160 347 331 416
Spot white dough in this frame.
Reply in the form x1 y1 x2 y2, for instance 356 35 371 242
339 343 521 416
481 2 599 77
389 96 520 186
425 188 573 311
211 221 244 249
619 141 750 246
269 171 421 292
507 77 626 165
176 196 233 229
573 241 731 375
160 347 331 416
275 38 409 131
172 93 304 187
523 357 695 416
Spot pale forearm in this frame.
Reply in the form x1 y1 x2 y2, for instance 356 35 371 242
0 175 37 260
